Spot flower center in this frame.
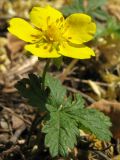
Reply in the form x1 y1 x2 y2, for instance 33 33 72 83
44 16 64 42
45 24 62 42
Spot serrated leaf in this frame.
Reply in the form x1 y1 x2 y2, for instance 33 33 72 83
15 74 50 111
63 94 85 112
87 0 107 11
45 76 112 142
42 105 79 157
45 74 66 107
66 107 112 141
80 109 112 141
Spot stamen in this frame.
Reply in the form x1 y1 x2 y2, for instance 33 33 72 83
43 45 48 49
47 16 50 21
32 39 36 42
47 16 50 26
31 34 39 39
48 25 51 28
68 37 72 39
49 45 53 52
60 17 64 22
56 19 59 23
35 44 39 48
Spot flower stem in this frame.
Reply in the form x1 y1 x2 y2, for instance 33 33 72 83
26 59 50 146
42 59 51 90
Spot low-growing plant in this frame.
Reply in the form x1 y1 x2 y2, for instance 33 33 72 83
8 5 112 158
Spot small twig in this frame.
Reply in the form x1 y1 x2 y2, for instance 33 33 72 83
0 104 31 126
0 129 10 133
4 115 13 136
0 145 25 160
89 144 113 152
93 150 111 160
10 124 26 144
59 59 78 82
100 144 113 152
66 77 111 87
65 86 96 103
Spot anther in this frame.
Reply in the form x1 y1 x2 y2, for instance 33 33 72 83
49 46 53 52
32 39 36 42
47 16 50 24
56 19 59 23
60 17 63 21
31 34 39 38
43 45 48 49
47 16 50 21
48 25 51 28
35 44 39 48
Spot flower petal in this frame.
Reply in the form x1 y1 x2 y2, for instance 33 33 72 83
30 5 64 30
25 43 61 58
63 13 96 44
59 42 95 59
8 18 42 43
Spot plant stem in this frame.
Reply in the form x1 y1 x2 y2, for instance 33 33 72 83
42 59 51 90
26 112 47 145
26 59 50 146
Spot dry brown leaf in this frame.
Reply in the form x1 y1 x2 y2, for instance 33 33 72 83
107 3 120 20
11 115 25 130
90 99 120 138
87 80 106 98
7 33 25 54
0 133 9 143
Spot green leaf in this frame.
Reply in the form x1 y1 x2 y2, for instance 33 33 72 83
45 74 66 107
79 109 112 141
53 57 63 69
61 94 112 141
60 0 84 16
42 105 79 157
16 74 112 157
95 16 120 38
87 0 107 11
63 93 85 111
43 79 112 157
95 22 106 38
90 9 109 21
106 17 120 36
66 107 112 141
15 74 50 111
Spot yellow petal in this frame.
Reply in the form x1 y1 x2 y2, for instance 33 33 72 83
8 18 42 43
25 43 61 58
59 42 95 59
63 13 96 44
30 5 64 30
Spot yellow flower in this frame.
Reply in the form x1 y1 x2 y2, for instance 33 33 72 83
8 5 96 59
